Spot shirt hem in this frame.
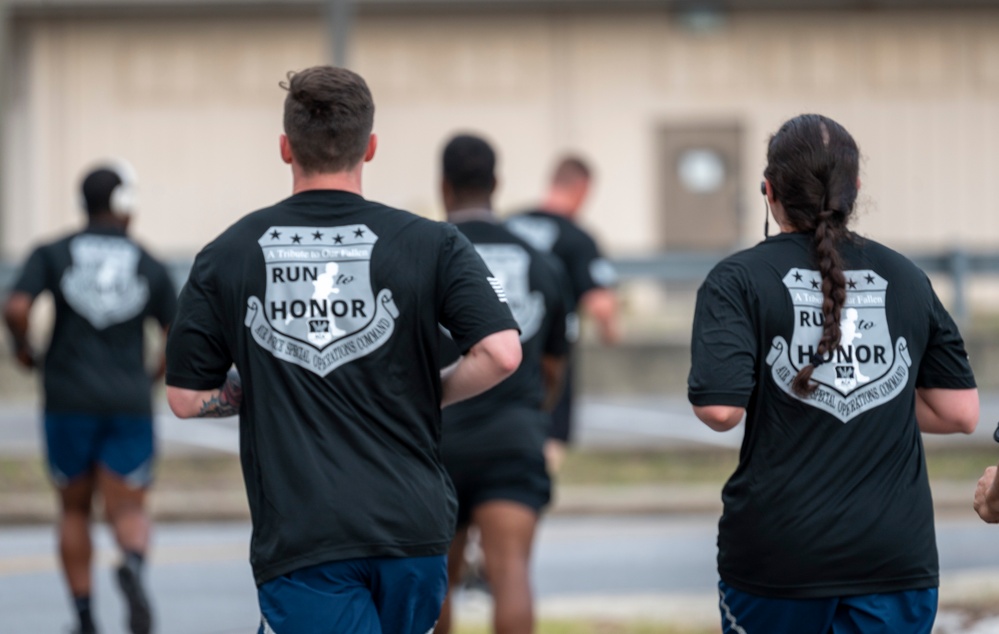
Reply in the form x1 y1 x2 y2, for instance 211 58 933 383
165 373 228 391
252 540 452 586
455 318 521 355
720 572 939 599
915 375 977 390
688 392 750 407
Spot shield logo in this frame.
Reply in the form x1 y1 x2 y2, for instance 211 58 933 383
474 244 546 341
765 268 912 423
61 234 149 330
245 225 399 377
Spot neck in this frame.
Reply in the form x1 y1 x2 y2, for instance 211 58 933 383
540 189 576 217
446 207 495 224
292 164 364 196
87 212 126 230
446 194 492 216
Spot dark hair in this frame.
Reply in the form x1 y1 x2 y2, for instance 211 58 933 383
552 155 592 187
764 114 860 397
81 168 123 216
281 66 374 174
442 134 496 195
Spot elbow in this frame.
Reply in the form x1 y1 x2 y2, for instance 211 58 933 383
950 394 980 435
166 387 196 419
955 409 979 435
494 336 523 378
693 405 745 432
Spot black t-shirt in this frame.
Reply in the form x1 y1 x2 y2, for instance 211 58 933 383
439 217 570 459
165 190 518 585
12 226 177 415
688 232 976 599
506 210 616 312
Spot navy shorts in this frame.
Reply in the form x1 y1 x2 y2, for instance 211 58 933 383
257 555 447 634
718 580 938 634
44 412 155 488
445 452 551 528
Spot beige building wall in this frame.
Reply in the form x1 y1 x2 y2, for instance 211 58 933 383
4 7 999 260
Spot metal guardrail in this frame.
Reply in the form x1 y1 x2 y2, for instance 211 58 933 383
0 249 994 323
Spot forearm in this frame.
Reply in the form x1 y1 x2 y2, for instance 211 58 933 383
167 368 242 418
440 330 521 408
4 293 36 368
581 289 620 345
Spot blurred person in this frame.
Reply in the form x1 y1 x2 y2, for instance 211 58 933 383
506 156 619 472
3 162 176 634
433 135 569 634
164 66 521 634
688 114 979 634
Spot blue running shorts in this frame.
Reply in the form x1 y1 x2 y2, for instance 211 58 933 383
44 412 155 488
718 580 938 634
258 555 447 634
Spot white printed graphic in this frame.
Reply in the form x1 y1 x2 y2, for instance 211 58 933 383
476 244 546 342
589 257 618 287
765 268 911 423
245 226 399 377
506 216 560 253
60 235 149 329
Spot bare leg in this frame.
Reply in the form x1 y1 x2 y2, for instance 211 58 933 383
474 501 538 634
98 467 150 555
98 467 152 634
57 472 97 633
434 526 469 634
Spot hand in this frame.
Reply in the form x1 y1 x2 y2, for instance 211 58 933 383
974 466 999 523
14 344 35 370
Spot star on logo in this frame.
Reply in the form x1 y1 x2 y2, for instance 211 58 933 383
270 230 281 240
793 271 803 282
848 279 857 289
312 231 323 240
810 279 820 290
354 228 365 238
291 234 302 244
333 234 344 244
865 274 876 284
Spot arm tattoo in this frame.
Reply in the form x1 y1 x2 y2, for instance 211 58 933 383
197 368 243 418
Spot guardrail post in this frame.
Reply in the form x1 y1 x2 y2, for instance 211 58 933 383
949 248 970 328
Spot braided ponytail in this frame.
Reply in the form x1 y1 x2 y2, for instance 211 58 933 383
765 114 860 397
791 211 848 396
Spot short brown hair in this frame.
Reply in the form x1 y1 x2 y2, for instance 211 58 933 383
281 66 375 174
552 155 592 187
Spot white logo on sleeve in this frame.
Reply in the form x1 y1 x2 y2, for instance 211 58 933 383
589 257 618 287
487 276 508 303
765 268 911 423
60 235 149 329
245 226 400 377
477 244 545 341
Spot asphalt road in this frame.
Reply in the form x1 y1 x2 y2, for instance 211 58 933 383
3 515 999 633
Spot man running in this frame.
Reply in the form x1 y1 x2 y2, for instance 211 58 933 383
4 162 176 634
506 156 619 471
164 66 522 634
434 134 569 634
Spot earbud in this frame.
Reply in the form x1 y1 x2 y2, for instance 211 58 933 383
108 160 138 215
760 180 767 196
